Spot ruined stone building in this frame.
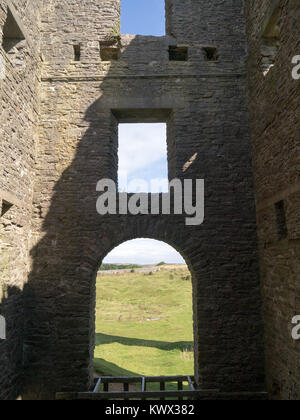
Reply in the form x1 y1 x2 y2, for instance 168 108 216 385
0 0 299 400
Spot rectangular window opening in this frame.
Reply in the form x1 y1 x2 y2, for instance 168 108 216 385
118 123 169 193
73 45 81 62
2 8 25 53
100 41 121 61
203 46 218 62
169 46 188 62
261 6 280 76
275 200 288 241
121 0 166 36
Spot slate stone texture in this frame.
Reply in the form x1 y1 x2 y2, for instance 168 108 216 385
0 0 297 400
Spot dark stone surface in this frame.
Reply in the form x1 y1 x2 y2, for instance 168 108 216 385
245 0 300 400
1 0 297 401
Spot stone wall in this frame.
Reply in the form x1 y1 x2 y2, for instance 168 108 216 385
41 0 120 63
245 0 300 400
5 0 300 401
21 0 265 399
0 0 41 400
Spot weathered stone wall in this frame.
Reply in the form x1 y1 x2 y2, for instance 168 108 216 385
165 0 247 55
21 0 265 399
245 0 300 400
7 0 300 401
41 0 120 63
0 0 41 400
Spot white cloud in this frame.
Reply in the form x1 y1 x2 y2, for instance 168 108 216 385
118 123 167 178
103 239 186 265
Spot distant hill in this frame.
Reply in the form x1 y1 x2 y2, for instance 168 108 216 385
100 263 141 271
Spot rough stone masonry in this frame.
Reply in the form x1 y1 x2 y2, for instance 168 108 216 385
0 0 298 400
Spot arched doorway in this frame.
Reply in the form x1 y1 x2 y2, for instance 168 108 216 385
93 239 195 385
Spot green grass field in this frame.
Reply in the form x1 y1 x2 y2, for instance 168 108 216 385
93 267 194 380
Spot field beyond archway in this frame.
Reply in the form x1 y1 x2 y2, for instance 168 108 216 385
94 265 194 378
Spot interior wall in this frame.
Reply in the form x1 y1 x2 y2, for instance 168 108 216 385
0 0 285 400
0 0 41 400
21 0 265 399
245 0 300 400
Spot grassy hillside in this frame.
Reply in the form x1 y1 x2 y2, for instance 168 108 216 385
94 267 194 378
100 263 141 271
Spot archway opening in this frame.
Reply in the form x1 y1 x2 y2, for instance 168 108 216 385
93 239 194 389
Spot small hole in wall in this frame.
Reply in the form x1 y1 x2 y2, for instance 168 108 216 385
100 41 121 61
203 47 218 61
275 200 288 241
169 46 188 62
73 45 81 62
1 200 13 217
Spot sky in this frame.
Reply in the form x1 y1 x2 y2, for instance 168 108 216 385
121 0 165 36
103 239 186 265
115 124 177 264
118 123 168 193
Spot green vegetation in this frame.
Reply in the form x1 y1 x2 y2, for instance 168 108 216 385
156 262 167 266
100 263 141 271
94 267 194 380
110 22 121 38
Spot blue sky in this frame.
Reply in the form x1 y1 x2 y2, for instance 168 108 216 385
103 239 186 265
121 0 165 36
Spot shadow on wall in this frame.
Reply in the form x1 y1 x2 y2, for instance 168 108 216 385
20 28 265 399
22 35 199 400
0 286 24 400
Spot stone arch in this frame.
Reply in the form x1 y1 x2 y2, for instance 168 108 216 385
93 236 196 375
96 234 195 278
80 217 202 390
21 1 265 399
